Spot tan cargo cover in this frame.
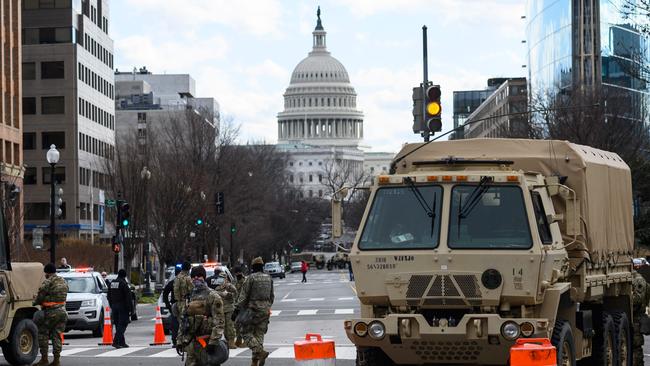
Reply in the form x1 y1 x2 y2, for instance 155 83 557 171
4 262 44 301
394 138 634 256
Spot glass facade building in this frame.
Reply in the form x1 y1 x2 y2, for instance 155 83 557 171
527 0 649 111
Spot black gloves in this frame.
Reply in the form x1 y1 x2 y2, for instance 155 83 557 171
206 343 217 354
231 308 239 322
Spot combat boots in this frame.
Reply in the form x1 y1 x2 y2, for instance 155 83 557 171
257 350 270 366
32 355 48 366
47 355 60 366
250 356 259 366
235 337 244 347
228 339 237 349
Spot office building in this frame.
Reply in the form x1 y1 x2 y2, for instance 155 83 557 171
22 0 115 240
451 78 509 140
462 78 528 139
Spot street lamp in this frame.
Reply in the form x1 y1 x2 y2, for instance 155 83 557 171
140 166 152 296
46 144 60 264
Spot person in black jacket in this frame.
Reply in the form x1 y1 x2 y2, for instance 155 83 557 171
108 269 133 348
162 266 181 346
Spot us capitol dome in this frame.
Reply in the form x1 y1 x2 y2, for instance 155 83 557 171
277 7 364 147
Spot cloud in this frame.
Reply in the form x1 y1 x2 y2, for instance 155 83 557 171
121 0 285 37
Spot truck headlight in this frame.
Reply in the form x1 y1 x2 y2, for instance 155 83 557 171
368 321 385 340
354 322 368 337
501 321 520 341
80 299 96 307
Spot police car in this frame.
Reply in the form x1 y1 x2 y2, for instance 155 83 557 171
158 263 233 334
57 268 110 337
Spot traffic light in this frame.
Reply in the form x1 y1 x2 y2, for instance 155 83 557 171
196 218 203 225
230 223 236 234
54 186 63 218
215 192 224 215
112 236 120 253
412 86 424 133
425 85 442 132
121 202 130 227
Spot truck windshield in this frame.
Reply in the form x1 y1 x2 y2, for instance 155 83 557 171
449 185 532 249
360 185 442 250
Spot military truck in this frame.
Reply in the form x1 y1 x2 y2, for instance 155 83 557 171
0 203 44 365
345 139 635 365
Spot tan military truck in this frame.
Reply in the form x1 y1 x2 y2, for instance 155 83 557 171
345 139 634 365
0 207 44 364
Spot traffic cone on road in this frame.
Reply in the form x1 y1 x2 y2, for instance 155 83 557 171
150 306 170 346
61 332 68 346
98 306 114 346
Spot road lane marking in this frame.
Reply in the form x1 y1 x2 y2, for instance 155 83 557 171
60 348 91 356
309 298 325 301
297 310 318 316
281 298 297 302
96 346 146 357
271 310 282 316
149 349 179 358
338 297 354 300
268 347 295 358
335 309 354 315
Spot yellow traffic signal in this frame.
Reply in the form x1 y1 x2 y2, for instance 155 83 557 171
426 101 441 116
425 85 442 132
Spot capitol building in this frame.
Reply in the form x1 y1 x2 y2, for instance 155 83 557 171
277 8 393 198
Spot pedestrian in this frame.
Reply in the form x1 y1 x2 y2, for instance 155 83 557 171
101 271 108 281
233 257 274 366
58 257 71 270
108 269 133 348
232 267 246 348
176 265 226 366
208 271 238 349
163 266 181 347
633 272 650 366
173 261 194 317
300 260 308 283
32 263 68 366
348 259 354 281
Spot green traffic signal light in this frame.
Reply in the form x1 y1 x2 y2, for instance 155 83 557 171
197 219 203 225
122 219 129 227
230 224 236 233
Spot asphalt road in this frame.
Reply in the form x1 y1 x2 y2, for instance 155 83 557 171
0 269 358 366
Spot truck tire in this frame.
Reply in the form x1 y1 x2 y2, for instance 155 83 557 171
356 347 395 366
613 312 631 366
552 320 576 366
92 310 104 338
583 312 615 366
1 318 39 366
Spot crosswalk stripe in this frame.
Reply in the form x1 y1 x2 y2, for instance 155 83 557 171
297 310 318 316
281 298 297 302
334 309 354 315
308 298 325 301
149 348 179 358
271 310 281 317
60 348 89 356
338 297 354 300
229 348 249 357
336 346 357 360
96 347 146 357
268 347 295 358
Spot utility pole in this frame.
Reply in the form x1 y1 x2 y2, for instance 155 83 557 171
229 222 235 266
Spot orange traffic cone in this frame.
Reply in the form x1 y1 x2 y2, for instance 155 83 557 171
61 332 68 345
98 306 114 346
150 306 170 346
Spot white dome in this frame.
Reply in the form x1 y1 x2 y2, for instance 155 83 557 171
290 54 350 84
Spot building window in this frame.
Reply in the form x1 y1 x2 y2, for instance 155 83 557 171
289 162 294 167
54 0 71 8
37 27 72 44
25 202 50 220
289 175 294 183
22 62 36 80
24 167 37 185
41 61 64 79
41 96 64 114
42 166 65 184
309 162 312 166
309 190 313 198
318 174 322 183
22 28 39 44
42 131 65 149
23 133 36 150
309 175 313 182
319 190 323 197
23 97 36 115
23 0 38 9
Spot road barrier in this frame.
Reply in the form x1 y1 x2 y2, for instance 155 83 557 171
509 338 557 366
98 306 113 346
294 333 336 365
150 306 170 346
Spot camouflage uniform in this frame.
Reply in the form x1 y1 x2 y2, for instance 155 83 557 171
174 270 194 316
33 274 68 364
633 273 650 366
213 273 238 346
235 261 274 365
234 274 246 347
178 279 225 366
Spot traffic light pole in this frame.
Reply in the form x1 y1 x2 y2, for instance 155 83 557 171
229 223 234 267
49 163 56 264
422 25 430 142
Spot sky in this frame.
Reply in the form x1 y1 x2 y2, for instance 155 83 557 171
111 0 526 153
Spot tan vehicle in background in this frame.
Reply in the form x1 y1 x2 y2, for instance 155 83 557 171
345 139 635 365
0 205 44 365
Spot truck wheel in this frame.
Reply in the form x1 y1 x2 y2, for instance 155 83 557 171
356 347 395 366
92 311 104 338
613 312 631 366
551 320 576 366
586 313 615 366
2 318 39 366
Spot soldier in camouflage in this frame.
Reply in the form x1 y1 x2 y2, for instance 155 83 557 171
234 258 274 366
176 266 225 366
207 271 238 349
33 263 68 366
174 261 194 317
233 267 246 348
633 272 650 366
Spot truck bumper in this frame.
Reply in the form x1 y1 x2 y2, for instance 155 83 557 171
345 314 550 365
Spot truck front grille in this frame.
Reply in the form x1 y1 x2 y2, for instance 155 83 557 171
410 340 483 362
406 274 482 307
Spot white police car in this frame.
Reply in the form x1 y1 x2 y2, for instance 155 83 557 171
58 268 110 337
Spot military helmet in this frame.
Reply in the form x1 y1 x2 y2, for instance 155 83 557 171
251 257 264 265
218 271 227 278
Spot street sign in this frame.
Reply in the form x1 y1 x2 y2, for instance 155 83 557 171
105 199 116 207
32 228 43 249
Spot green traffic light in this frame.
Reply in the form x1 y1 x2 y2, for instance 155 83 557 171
197 219 203 225
230 226 236 233
122 219 129 227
